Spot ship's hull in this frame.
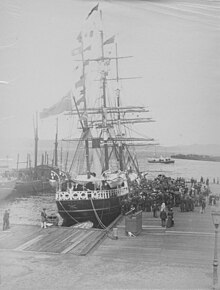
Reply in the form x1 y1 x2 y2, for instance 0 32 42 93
0 179 16 200
56 195 126 227
160 160 175 164
15 180 53 195
148 159 175 164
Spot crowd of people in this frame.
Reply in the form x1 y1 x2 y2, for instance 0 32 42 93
121 174 214 227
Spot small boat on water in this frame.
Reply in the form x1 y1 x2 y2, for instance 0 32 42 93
148 158 160 164
160 157 175 164
148 156 175 164
41 4 155 227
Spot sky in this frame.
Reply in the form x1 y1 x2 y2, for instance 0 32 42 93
0 0 219 148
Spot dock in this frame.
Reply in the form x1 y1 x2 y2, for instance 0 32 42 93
0 183 219 289
0 183 218 257
0 223 111 256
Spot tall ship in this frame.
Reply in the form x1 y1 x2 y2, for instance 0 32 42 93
15 116 55 195
41 4 155 227
15 165 54 195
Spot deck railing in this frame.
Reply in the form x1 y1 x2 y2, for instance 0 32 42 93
56 186 128 201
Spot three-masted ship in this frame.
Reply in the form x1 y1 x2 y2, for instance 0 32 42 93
42 5 155 227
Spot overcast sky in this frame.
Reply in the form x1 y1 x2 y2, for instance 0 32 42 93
0 0 219 147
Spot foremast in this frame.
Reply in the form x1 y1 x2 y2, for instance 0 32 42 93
75 32 91 179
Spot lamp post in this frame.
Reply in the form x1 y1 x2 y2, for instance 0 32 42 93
211 210 220 290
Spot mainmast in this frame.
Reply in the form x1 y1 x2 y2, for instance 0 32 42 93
54 118 58 167
115 43 124 171
79 34 91 179
100 27 109 171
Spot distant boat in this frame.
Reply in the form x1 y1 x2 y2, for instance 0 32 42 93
148 158 160 163
148 157 175 164
159 157 175 164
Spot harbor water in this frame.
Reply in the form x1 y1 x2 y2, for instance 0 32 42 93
1 158 220 226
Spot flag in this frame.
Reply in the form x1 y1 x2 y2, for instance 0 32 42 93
84 45 91 52
40 92 72 119
103 35 115 45
77 32 82 43
80 111 88 121
76 95 85 106
86 3 99 20
75 77 84 89
80 88 85 96
72 47 82 56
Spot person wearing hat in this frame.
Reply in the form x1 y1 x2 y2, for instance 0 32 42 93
166 208 174 228
41 208 47 229
3 209 10 231
160 208 167 227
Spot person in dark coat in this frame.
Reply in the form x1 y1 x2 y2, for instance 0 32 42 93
3 209 10 231
152 202 158 218
201 200 206 214
41 208 47 228
160 209 167 227
180 198 184 212
167 208 174 228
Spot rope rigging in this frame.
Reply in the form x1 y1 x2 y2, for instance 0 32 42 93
90 198 117 240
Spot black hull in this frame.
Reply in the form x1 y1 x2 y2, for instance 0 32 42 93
0 179 16 201
15 180 53 196
56 195 126 228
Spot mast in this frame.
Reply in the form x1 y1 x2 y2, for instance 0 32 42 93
115 43 124 171
100 27 109 171
80 35 91 179
34 112 38 178
60 144 63 171
54 118 58 167
16 153 19 171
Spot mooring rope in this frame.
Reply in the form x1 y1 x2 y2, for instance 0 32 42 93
90 198 106 229
58 200 80 225
90 198 116 240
